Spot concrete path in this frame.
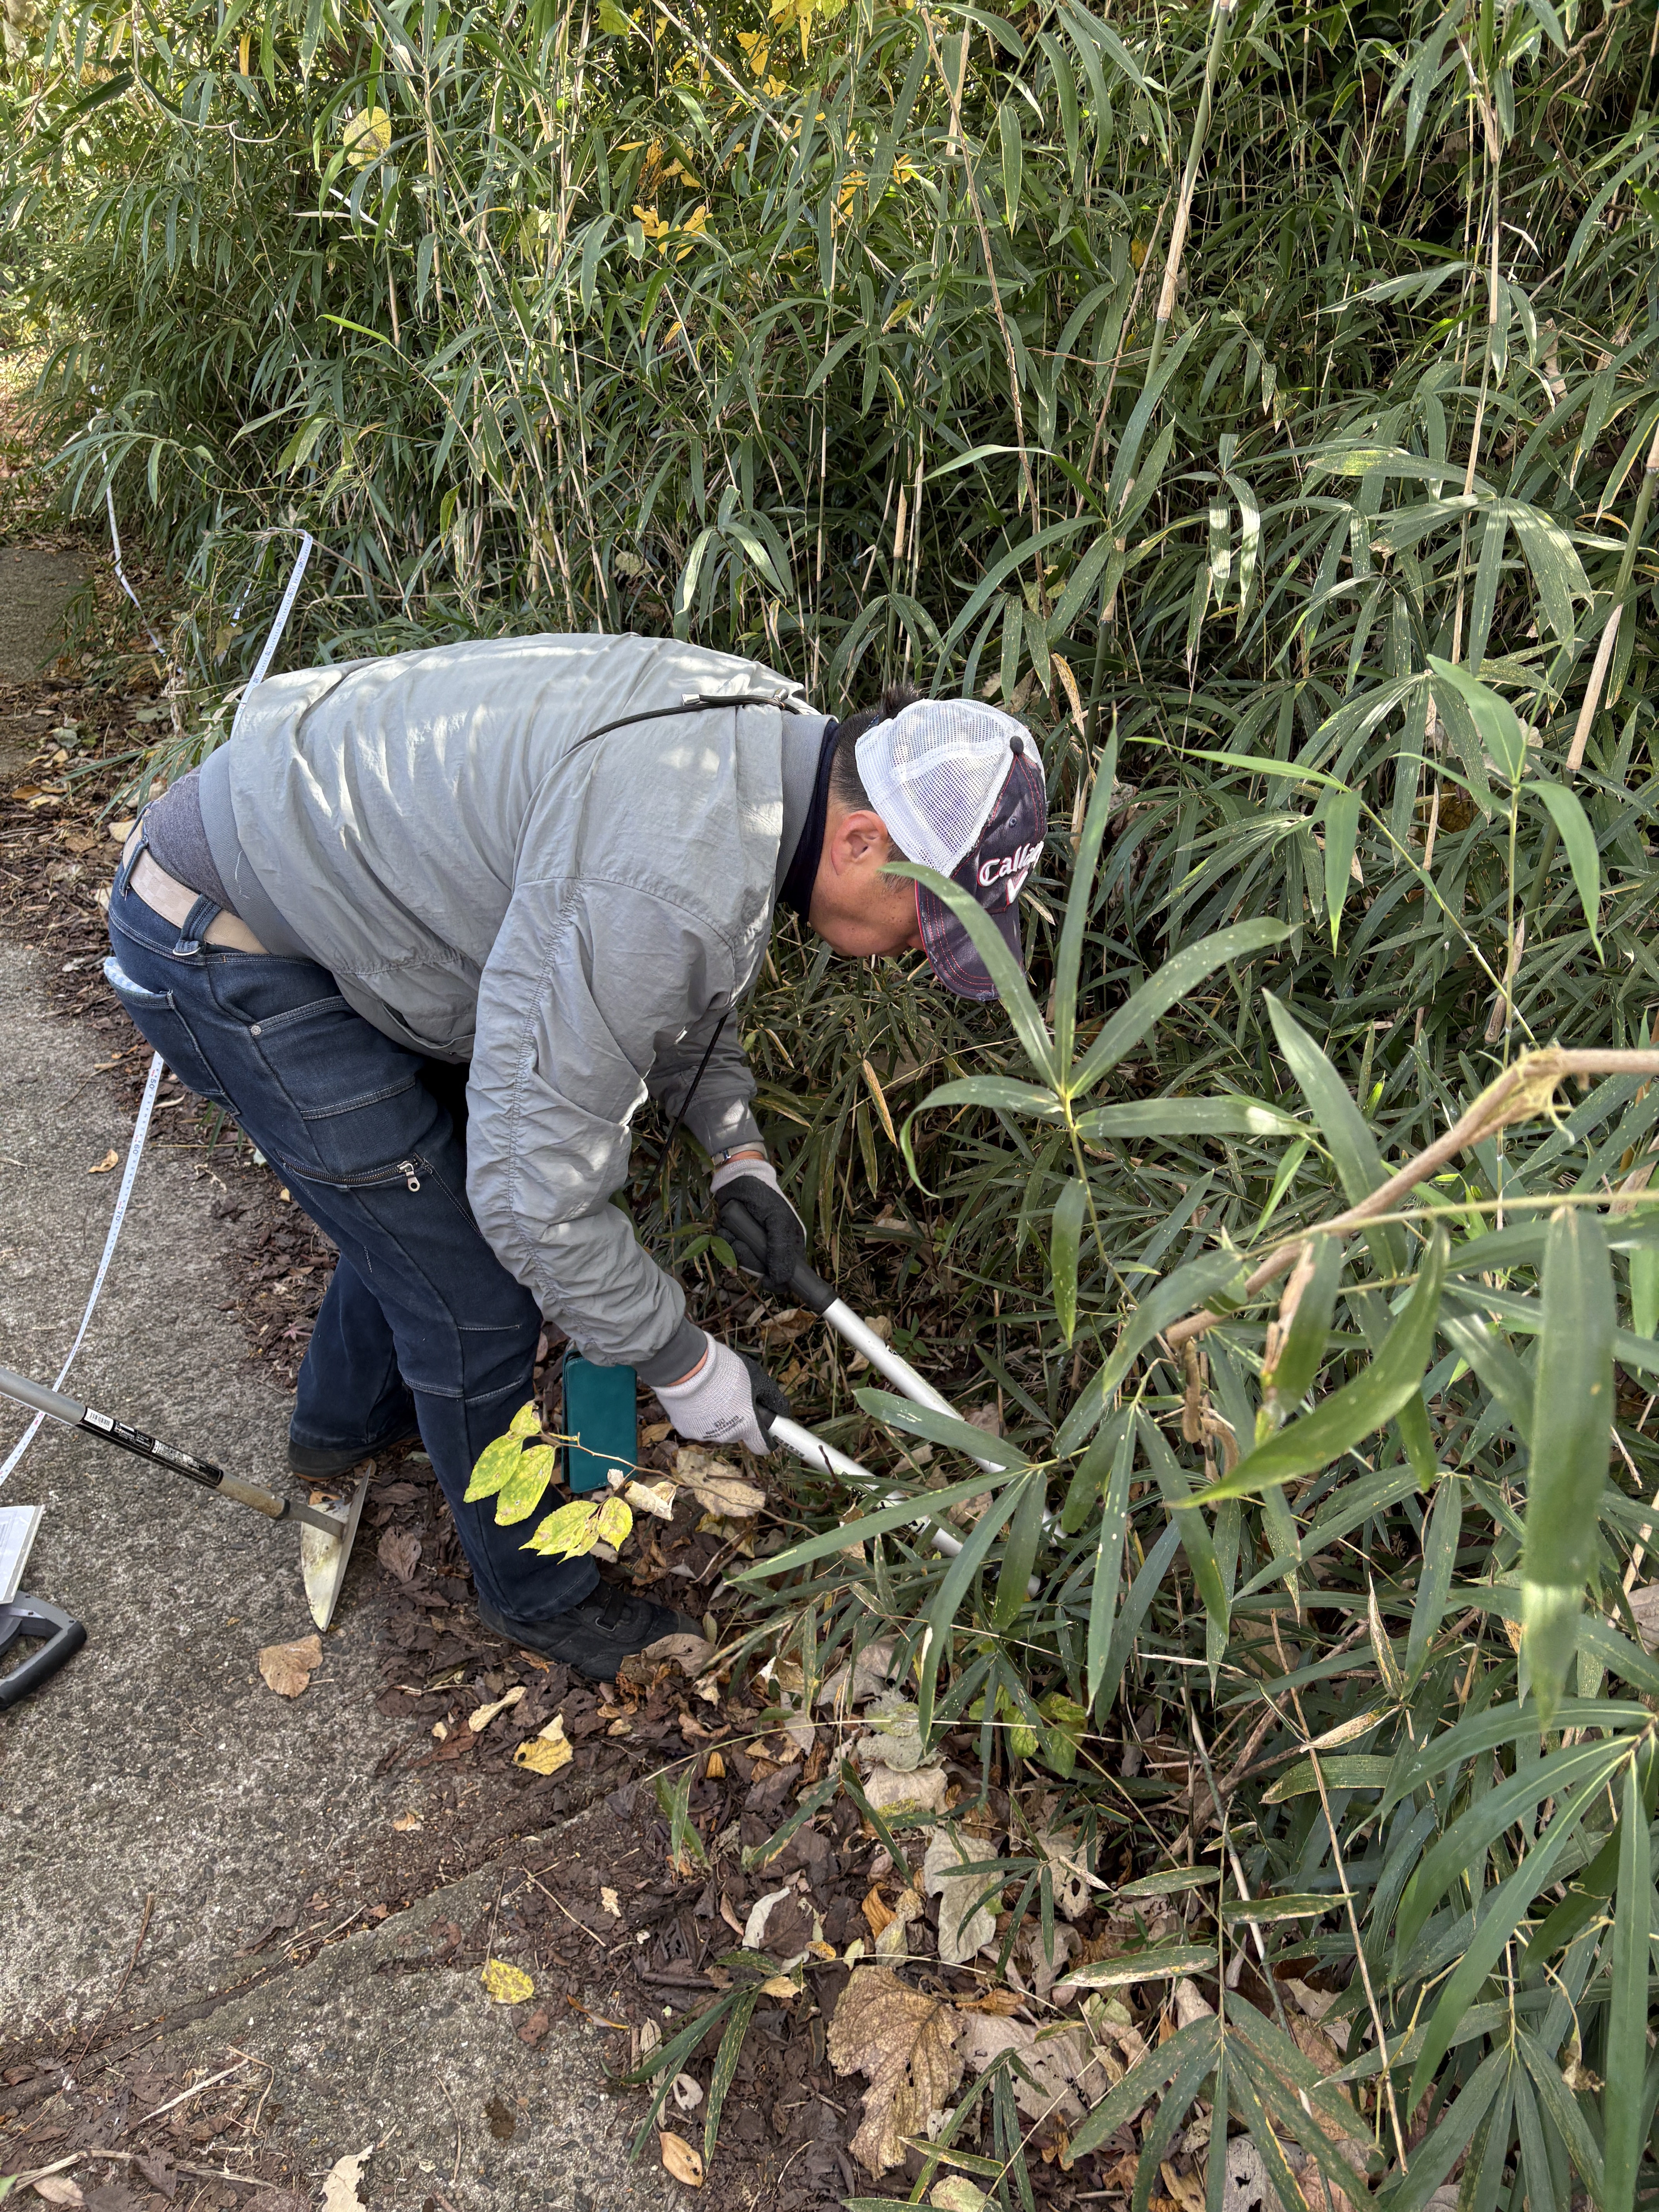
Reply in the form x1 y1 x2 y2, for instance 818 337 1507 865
0 950 675 2209
0 546 84 686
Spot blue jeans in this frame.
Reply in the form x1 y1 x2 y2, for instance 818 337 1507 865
105 841 596 1624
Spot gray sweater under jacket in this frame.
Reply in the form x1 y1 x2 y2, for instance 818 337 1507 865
196 632 828 1385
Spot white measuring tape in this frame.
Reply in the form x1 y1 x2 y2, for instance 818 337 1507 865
0 1053 164 1483
0 514 315 1487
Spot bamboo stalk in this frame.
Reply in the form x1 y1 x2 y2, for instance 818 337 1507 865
1162 1048 1659 1353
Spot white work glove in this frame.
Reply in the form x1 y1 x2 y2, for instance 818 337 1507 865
654 1332 790 1457
712 1155 808 1295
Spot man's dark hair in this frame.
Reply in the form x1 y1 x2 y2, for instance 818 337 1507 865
830 679 919 812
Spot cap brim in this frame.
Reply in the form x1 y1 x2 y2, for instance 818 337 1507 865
915 881 1023 1002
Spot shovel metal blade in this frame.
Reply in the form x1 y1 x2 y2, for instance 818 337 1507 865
299 1475 370 1631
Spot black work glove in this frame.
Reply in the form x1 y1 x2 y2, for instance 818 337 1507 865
713 1165 808 1297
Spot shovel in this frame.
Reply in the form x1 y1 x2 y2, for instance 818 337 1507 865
0 1362 368 1631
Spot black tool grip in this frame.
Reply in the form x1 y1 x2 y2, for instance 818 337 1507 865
718 1195 837 1316
0 1596 87 1710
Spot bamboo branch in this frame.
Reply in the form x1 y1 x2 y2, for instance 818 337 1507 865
1161 1048 1659 1353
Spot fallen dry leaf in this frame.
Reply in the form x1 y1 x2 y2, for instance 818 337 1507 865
659 2131 704 2188
924 1831 998 1966
873 1886 924 1960
376 1526 421 1582
31 2180 84 2208
600 1886 622 1918
468 1683 526 1733
480 1958 535 2004
641 1629 716 1674
318 2148 372 2212
861 1759 948 1820
930 2182 990 2212
854 1687 929 1771
622 1477 676 1520
673 1446 766 1519
257 1633 322 1698
671 2071 704 2112
108 817 136 842
391 1811 423 1832
744 1885 796 1949
513 1715 573 1774
955 2013 1107 2128
88 1149 118 1175
827 1964 965 2176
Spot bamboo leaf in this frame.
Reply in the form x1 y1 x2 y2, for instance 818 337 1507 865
1085 1415 1137 1708
1522 1207 1615 1726
1404 1476 1463 1686
1427 653 1527 783
1196 1227 1448 1503
1323 784 1361 948
1074 1096 1307 1142
1068 920 1291 1099
1602 1756 1650 2212
1527 780 1603 955
1395 1736 1628 1962
1049 1175 1088 1345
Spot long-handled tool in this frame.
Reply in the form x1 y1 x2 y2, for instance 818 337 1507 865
723 1200 1040 1581
0 1363 368 1632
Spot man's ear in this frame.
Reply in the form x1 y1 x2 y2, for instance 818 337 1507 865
829 807 891 871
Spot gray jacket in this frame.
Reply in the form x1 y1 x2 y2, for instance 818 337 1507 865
198 633 828 1383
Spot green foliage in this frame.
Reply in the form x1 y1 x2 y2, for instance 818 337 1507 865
9 0 1659 2198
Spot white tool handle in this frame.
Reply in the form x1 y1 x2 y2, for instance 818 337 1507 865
818 1300 1004 1476
769 1414 1041 1593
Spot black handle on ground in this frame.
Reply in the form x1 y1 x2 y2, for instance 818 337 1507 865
0 1596 87 1710
0 1362 342 1535
718 1196 836 1316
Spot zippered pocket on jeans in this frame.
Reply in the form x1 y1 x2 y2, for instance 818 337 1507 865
280 1152 427 1194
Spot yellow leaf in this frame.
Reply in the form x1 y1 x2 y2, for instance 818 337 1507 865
466 1432 524 1501
468 1683 527 1732
495 1443 556 1525
522 1499 603 1558
508 1401 542 1439
596 1494 634 1547
513 1716 573 1773
342 106 392 167
481 1957 535 2004
659 2131 704 2188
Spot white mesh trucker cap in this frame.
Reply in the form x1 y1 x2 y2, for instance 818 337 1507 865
855 701 1048 1002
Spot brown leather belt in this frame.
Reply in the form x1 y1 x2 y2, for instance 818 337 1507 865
119 830 270 954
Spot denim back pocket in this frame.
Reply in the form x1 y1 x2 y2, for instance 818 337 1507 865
103 957 233 1110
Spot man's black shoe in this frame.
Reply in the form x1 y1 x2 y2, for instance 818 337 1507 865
477 1582 702 1680
287 1425 421 1480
